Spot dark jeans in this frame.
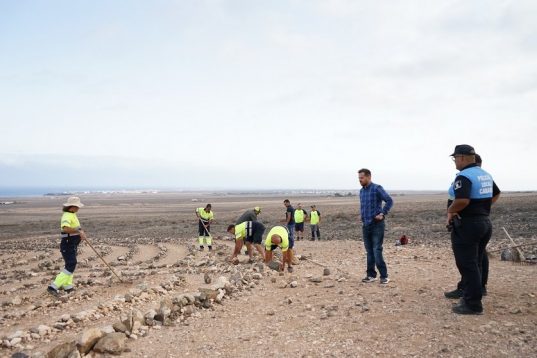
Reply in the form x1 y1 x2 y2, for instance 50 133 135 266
60 236 80 273
310 224 321 240
362 221 388 279
287 224 295 249
451 216 492 311
457 251 489 290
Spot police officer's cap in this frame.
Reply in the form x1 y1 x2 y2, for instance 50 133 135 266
450 144 476 156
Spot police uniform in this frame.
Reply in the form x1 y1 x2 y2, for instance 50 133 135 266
449 148 500 313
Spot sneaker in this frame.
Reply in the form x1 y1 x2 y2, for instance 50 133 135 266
452 303 483 315
287 266 294 273
47 286 59 297
380 278 390 284
362 276 377 283
444 289 463 299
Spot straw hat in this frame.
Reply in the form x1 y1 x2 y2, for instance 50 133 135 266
63 196 84 207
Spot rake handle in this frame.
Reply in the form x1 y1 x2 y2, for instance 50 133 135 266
84 237 124 282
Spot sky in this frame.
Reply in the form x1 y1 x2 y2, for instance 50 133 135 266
1 0 536 191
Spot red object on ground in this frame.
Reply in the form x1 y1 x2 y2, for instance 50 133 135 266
400 235 409 245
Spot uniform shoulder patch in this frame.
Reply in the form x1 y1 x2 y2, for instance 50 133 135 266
454 180 462 190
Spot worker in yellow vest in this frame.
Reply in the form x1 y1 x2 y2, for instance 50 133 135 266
293 203 307 241
48 197 86 296
308 205 321 241
264 226 293 273
227 221 266 263
195 204 214 251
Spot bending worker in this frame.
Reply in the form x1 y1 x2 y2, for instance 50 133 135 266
264 225 293 273
195 204 214 251
227 221 266 263
48 197 86 296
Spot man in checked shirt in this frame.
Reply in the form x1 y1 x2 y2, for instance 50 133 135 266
358 168 394 284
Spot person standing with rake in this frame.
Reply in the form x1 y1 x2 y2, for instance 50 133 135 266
47 197 86 296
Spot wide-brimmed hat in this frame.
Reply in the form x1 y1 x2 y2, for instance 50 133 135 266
254 206 261 213
63 196 84 207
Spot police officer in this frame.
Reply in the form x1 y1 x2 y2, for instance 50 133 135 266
445 154 493 298
447 145 500 315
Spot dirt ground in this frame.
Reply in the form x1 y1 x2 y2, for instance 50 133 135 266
0 193 536 357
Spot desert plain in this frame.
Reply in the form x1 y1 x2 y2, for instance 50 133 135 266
0 192 536 357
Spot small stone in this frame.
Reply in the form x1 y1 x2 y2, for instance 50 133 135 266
323 268 331 276
290 281 298 288
11 296 23 306
309 276 323 283
266 310 275 316
270 277 277 283
510 308 522 314
204 273 212 284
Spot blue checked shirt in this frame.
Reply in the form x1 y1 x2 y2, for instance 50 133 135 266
359 182 393 226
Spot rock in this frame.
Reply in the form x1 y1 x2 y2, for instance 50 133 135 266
67 350 81 358
252 273 263 280
310 276 323 283
101 325 115 334
77 328 104 354
211 276 231 291
290 281 298 288
46 341 77 358
144 309 157 321
71 311 89 323
93 333 126 355
11 296 23 306
215 289 226 304
31 325 51 336
198 288 218 300
500 249 515 261
60 314 71 322
323 268 331 276
268 261 280 271
122 309 145 332
204 273 212 284
112 322 128 333
10 337 22 346
12 353 30 358
271 277 277 283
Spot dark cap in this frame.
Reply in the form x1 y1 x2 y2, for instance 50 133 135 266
450 144 475 156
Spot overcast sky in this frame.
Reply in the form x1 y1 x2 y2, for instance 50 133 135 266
1 0 536 191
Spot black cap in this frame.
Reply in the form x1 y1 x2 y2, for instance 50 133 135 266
450 144 475 156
